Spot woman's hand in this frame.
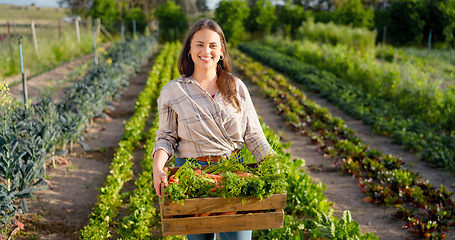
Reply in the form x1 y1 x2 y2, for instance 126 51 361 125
153 168 168 197
153 149 170 197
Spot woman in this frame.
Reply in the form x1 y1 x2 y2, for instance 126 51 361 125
152 19 274 240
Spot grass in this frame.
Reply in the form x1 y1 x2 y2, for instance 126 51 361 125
0 4 97 79
0 4 68 22
0 26 94 79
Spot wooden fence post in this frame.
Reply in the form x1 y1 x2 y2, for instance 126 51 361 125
96 18 101 38
59 20 62 39
31 21 39 57
7 21 14 64
93 28 97 66
75 17 81 43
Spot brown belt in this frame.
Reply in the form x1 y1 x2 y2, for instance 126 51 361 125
194 149 241 162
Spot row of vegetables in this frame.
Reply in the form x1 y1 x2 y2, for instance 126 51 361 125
80 41 377 239
80 41 179 239
252 37 455 171
0 36 156 226
232 46 454 239
260 36 455 133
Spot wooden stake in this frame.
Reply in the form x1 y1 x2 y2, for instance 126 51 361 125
59 20 62 39
96 18 101 38
99 24 113 41
7 21 13 64
31 21 39 57
75 17 81 43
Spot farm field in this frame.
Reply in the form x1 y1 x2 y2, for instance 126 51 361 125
2 40 453 239
0 4 93 79
1 6 454 239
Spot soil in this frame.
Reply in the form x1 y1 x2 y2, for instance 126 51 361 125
5 50 455 240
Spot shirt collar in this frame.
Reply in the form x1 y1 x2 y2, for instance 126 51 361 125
177 75 196 84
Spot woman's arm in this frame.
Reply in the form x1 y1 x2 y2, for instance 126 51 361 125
153 149 170 197
152 83 178 196
239 80 275 162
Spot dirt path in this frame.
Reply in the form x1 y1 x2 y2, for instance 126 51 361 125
7 43 110 102
244 78 410 239
13 58 152 240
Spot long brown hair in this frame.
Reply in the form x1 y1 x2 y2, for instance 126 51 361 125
178 19 240 112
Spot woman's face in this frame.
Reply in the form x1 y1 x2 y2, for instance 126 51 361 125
189 28 223 73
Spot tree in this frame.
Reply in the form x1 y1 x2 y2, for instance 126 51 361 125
58 0 91 15
333 0 374 29
421 0 455 47
292 0 336 11
156 0 188 42
375 0 425 45
215 0 249 46
88 0 120 32
124 7 147 34
246 0 277 36
278 1 306 37
196 0 209 12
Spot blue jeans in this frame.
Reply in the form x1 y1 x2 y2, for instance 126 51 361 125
186 231 252 240
174 154 251 240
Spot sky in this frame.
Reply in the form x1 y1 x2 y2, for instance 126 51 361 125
0 0 220 9
0 0 60 7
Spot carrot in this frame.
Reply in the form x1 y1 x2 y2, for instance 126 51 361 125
194 214 200 217
169 175 180 183
199 213 211 217
206 174 223 181
234 171 256 178
217 211 237 216
194 169 202 175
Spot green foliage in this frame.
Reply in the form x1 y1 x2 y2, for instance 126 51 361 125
375 0 455 47
333 0 374 29
308 211 379 240
124 8 147 34
245 0 277 36
277 2 307 37
0 26 93 79
80 37 159 239
156 1 188 43
421 0 455 47
214 0 249 46
296 18 376 54
241 40 455 170
88 0 120 32
383 0 425 45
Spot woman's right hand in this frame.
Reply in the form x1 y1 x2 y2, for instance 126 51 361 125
153 168 168 197
152 149 170 197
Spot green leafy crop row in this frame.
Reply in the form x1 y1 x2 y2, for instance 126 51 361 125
233 47 454 239
80 41 179 239
0 36 156 226
238 41 455 171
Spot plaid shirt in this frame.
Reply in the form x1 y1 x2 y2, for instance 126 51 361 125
153 75 273 162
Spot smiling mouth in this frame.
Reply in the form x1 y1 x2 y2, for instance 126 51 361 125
199 56 213 61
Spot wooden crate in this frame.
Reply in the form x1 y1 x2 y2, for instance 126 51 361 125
159 166 286 236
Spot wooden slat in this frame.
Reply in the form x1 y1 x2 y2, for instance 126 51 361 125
161 210 284 236
160 193 286 217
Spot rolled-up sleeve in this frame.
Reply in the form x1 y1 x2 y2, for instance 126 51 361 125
240 82 275 161
153 86 178 160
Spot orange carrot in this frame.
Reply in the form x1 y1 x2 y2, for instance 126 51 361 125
218 211 237 216
169 175 180 183
206 174 223 180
